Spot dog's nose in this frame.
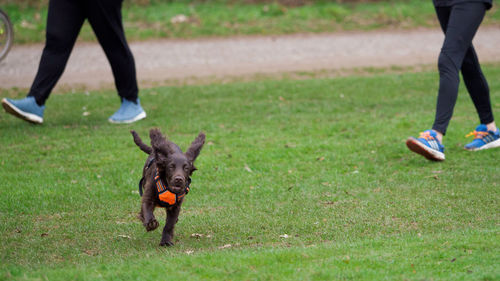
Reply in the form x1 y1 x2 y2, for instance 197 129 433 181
173 176 184 186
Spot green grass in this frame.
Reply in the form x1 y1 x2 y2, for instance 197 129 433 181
4 0 500 44
1 65 499 280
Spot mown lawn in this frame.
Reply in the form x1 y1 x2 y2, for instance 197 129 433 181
0 65 499 280
3 0 500 44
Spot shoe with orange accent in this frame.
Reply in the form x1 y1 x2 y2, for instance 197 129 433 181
406 130 445 161
464 124 500 151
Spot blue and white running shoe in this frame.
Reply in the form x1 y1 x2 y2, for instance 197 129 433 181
108 98 146 124
1 96 45 124
406 130 445 161
464 124 500 151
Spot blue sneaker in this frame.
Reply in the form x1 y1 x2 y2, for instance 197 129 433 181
108 98 146 124
464 124 500 151
406 130 445 161
1 96 44 124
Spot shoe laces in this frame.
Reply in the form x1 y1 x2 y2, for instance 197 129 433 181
465 130 489 139
419 131 435 141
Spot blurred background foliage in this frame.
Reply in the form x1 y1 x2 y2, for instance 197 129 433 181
2 0 392 8
0 0 498 44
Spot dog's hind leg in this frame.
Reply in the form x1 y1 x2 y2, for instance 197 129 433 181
140 202 159 232
159 205 181 246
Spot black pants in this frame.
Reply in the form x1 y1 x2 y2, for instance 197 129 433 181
28 0 138 106
432 2 493 135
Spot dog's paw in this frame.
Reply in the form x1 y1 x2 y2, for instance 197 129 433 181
145 219 159 231
159 241 174 247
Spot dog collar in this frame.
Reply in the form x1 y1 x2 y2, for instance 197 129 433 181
154 169 190 206
138 158 192 206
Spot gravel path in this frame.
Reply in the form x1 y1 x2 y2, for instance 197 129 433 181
1 27 499 90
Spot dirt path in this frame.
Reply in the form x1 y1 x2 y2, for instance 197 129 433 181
1 27 499 90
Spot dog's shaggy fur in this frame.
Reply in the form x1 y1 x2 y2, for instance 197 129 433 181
131 129 205 246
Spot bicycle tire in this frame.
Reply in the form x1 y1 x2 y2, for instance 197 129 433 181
0 9 13 62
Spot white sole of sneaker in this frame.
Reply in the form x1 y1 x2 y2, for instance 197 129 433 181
465 138 500 151
406 137 445 161
108 111 146 124
1 98 43 124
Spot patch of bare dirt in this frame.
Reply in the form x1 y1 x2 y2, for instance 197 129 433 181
1 28 499 91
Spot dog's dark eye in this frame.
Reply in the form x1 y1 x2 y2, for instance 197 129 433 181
168 164 175 170
183 165 190 172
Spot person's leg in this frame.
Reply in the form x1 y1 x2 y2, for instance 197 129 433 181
435 5 451 33
86 0 138 102
432 2 487 136
1 0 85 124
85 0 145 123
28 0 85 105
461 46 495 128
406 3 487 160
405 6 451 161
427 5 451 143
461 46 500 150
486 122 497 132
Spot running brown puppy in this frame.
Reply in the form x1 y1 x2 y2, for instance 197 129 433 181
131 129 205 246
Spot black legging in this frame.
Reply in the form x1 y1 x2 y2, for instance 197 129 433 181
28 0 138 106
432 2 493 135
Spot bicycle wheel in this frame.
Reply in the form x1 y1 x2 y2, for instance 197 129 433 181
0 9 13 62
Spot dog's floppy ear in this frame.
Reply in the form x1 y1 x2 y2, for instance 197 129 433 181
131 130 153 154
149 128 175 156
185 132 206 164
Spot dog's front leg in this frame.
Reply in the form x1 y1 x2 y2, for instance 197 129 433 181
141 201 159 231
159 205 181 246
